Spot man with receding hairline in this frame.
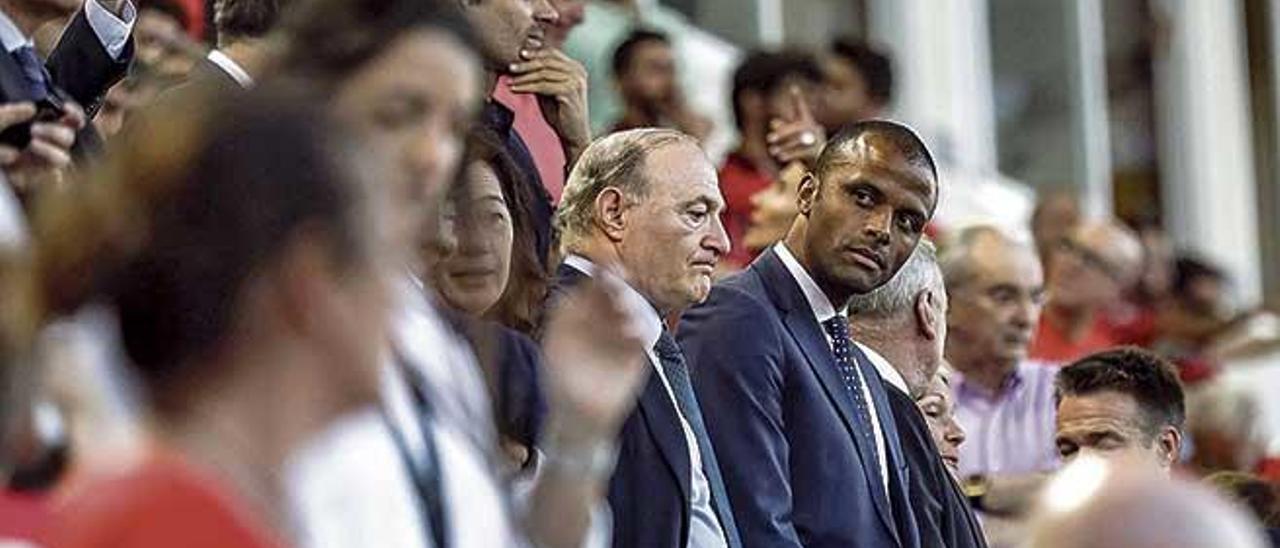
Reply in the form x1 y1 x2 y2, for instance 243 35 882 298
680 120 938 547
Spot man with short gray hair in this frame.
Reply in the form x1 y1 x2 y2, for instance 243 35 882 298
849 240 988 548
547 127 741 548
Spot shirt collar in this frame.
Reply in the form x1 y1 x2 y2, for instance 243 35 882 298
0 9 31 52
773 242 845 323
206 49 254 88
563 254 663 349
858 342 910 395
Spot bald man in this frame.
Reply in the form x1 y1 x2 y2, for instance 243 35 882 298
1028 458 1268 548
1029 220 1143 363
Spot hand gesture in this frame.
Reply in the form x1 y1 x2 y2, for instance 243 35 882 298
509 48 592 163
766 86 826 168
540 270 649 449
5 102 85 195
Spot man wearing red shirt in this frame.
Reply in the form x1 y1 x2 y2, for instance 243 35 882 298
1030 220 1144 363
719 50 824 269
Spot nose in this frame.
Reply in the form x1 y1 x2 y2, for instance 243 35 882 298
1010 293 1039 331
532 0 559 25
405 123 461 206
706 213 731 257
863 205 892 247
945 416 966 448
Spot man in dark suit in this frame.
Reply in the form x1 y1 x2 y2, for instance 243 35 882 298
546 127 742 548
848 240 988 548
678 120 939 547
0 0 132 208
182 0 292 92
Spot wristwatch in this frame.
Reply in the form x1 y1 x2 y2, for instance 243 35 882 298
963 473 991 512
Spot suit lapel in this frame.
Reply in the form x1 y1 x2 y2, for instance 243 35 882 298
636 358 692 504
754 250 904 545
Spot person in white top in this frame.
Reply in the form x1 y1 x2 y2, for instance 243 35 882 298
278 2 650 547
549 127 740 548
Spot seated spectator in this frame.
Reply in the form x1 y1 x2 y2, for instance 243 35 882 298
719 49 825 269
1030 220 1144 363
1204 471 1280 532
920 367 967 481
941 226 1057 516
1054 347 1185 474
1028 458 1269 548
1187 383 1267 476
608 29 712 141
422 127 548 473
849 239 987 548
464 0 592 265
816 37 893 134
39 91 391 547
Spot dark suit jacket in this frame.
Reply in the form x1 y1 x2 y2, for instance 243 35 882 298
678 248 920 548
0 8 132 160
884 382 988 548
547 263 694 548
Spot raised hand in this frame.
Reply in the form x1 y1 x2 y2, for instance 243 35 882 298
6 102 86 195
540 269 649 451
766 85 826 168
509 48 592 164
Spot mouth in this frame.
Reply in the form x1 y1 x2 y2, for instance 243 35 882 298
941 454 960 468
523 32 546 51
690 260 717 275
843 246 886 272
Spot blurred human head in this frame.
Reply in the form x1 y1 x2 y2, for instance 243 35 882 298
790 121 938 304
425 128 547 333
1189 384 1265 473
848 239 947 396
32 90 394 422
612 29 676 112
557 129 728 313
1204 471 1280 529
1028 458 1266 548
280 0 483 266
458 0 558 70
1054 348 1185 473
1031 188 1081 268
818 38 893 133
1172 256 1228 316
918 366 965 477
544 0 583 48
731 50 823 135
1047 221 1144 312
213 0 294 47
941 226 1044 375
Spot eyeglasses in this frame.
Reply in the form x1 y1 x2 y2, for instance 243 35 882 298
1056 238 1125 283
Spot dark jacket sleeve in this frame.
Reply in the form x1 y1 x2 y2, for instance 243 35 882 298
679 285 805 548
46 7 134 119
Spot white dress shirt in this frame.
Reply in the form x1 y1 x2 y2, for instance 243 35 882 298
0 0 135 59
563 255 728 548
773 242 891 497
859 343 910 396
206 49 253 88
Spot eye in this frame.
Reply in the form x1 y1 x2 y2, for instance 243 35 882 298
896 212 924 234
1057 442 1078 459
851 187 875 207
685 206 709 225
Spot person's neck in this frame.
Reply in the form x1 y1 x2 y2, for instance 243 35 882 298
484 68 501 98
572 239 672 316
1046 300 1096 342
950 353 1016 394
782 219 852 309
165 345 340 535
218 39 268 78
853 327 922 393
0 0 55 38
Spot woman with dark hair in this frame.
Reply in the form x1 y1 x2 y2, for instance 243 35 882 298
424 127 549 473
32 90 394 546
272 1 651 547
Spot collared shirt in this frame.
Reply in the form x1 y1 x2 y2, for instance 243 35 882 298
491 75 566 204
773 242 891 497
563 254 728 548
859 342 910 396
0 0 135 59
206 49 253 88
950 361 1061 477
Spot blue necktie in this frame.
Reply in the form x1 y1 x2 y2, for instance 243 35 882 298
820 316 885 489
654 330 742 548
10 45 50 100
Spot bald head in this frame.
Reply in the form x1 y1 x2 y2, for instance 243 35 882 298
1030 458 1267 548
1048 220 1143 310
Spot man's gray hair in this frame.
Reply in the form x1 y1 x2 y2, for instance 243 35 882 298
938 224 1020 293
555 128 695 250
848 239 943 319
